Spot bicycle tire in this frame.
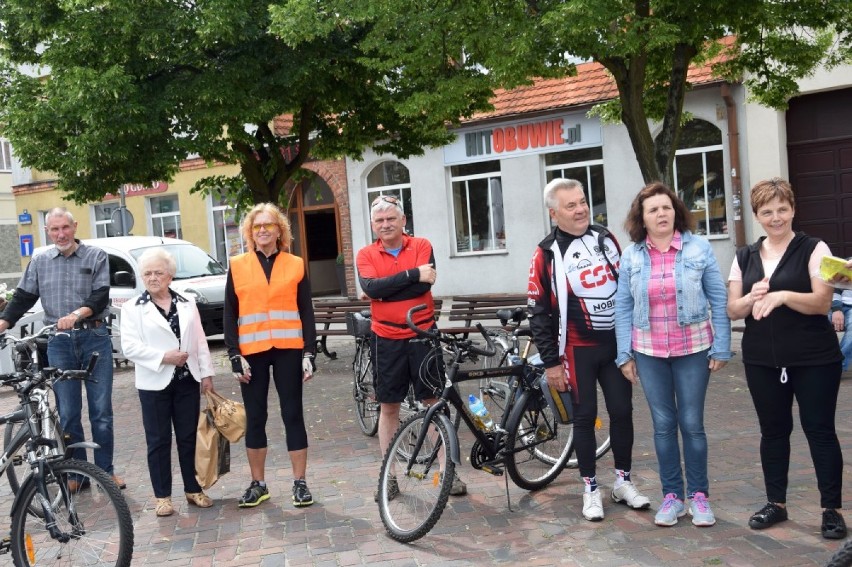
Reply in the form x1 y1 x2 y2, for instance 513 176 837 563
10 459 134 567
505 389 573 491
378 411 454 543
565 383 611 469
353 341 379 436
827 538 852 567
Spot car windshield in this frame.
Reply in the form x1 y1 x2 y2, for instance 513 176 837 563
130 244 226 279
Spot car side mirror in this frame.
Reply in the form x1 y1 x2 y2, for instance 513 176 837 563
113 271 135 287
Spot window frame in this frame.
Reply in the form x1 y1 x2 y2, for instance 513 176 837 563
149 195 182 239
449 161 506 256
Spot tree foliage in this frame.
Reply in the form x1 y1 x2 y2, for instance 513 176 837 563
0 0 501 210
1 0 849 208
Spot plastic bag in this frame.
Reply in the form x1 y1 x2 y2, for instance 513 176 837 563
206 390 246 443
195 408 231 489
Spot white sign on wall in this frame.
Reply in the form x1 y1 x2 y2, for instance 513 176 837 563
444 112 602 165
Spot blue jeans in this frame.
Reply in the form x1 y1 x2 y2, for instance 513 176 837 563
48 326 115 475
838 305 852 372
635 349 710 500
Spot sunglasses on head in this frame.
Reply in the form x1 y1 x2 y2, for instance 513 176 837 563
371 195 403 210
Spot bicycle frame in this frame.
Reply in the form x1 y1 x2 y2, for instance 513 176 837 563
402 348 543 479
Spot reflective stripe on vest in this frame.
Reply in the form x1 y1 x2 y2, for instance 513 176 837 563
238 310 301 325
239 328 304 345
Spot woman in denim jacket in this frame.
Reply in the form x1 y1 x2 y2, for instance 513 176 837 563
615 182 732 528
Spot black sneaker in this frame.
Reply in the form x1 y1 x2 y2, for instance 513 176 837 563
374 475 400 502
238 480 270 508
822 509 847 540
748 502 788 529
292 479 313 507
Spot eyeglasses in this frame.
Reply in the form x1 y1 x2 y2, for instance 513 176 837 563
371 196 403 210
142 270 167 280
251 222 277 232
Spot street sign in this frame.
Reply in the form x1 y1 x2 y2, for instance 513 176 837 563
18 212 32 224
20 234 33 257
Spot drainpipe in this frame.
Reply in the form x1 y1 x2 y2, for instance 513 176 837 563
721 82 746 247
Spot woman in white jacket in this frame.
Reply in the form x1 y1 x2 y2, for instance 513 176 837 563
121 248 215 517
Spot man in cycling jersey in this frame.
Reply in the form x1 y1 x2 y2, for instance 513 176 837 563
527 178 649 521
356 195 466 501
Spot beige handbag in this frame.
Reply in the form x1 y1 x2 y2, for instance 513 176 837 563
206 390 247 443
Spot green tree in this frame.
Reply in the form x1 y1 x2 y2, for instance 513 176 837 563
0 0 499 210
296 0 851 186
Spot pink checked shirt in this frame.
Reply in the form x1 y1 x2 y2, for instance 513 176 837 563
631 231 714 358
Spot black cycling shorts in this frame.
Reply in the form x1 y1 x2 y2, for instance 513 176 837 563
371 332 441 403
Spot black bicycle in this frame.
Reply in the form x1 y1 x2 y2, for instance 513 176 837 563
377 305 573 543
0 328 133 566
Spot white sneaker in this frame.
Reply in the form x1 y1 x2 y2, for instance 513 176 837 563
611 481 651 510
582 488 605 521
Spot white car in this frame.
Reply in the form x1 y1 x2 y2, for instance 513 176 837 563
32 236 228 336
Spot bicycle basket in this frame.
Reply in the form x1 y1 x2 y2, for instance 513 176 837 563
345 312 372 337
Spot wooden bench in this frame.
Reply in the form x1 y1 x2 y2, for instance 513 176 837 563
313 298 443 359
439 293 529 336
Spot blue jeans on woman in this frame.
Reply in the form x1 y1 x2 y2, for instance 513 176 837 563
48 326 115 475
635 349 711 500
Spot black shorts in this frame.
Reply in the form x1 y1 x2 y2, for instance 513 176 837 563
371 332 442 403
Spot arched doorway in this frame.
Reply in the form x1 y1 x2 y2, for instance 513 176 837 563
289 175 344 296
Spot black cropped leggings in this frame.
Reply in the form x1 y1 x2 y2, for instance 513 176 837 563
569 342 634 478
241 347 308 451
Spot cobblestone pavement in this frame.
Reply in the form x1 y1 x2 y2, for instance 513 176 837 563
2 333 851 566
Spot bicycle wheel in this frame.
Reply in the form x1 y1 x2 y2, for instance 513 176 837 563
505 389 573 491
378 412 454 543
353 341 379 436
828 538 852 567
565 383 611 469
10 459 133 567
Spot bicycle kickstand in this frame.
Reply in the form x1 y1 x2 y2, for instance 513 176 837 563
504 470 513 512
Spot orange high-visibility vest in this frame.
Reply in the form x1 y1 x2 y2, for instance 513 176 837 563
230 251 305 355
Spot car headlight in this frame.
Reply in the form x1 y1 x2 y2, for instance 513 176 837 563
183 288 208 304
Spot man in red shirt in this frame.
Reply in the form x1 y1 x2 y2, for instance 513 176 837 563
356 195 466 501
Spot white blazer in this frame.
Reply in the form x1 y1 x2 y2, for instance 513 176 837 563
120 292 215 391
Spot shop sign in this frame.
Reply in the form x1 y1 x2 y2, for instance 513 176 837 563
444 112 602 165
104 181 168 200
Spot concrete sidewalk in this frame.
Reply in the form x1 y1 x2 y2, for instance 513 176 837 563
9 333 852 566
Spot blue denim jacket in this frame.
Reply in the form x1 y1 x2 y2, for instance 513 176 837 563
614 231 733 366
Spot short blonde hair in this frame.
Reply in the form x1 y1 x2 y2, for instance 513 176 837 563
138 247 177 276
241 203 292 252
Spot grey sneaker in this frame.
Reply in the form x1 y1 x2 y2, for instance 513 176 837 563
688 492 716 527
374 475 400 503
292 479 313 508
238 480 270 508
654 493 686 526
449 472 467 496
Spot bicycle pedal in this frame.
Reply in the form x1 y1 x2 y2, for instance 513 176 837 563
11 455 23 466
480 465 504 477
0 535 10 554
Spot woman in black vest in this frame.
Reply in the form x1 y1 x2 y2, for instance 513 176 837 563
727 177 845 539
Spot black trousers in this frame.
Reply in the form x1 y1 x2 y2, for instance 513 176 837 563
138 378 202 498
744 362 843 508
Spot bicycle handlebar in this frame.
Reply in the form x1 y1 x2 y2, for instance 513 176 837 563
405 304 497 358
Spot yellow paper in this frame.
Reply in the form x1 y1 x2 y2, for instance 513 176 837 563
820 256 852 290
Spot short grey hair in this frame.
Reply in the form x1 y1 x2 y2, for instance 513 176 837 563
370 195 405 219
138 247 177 277
543 178 584 209
45 207 75 224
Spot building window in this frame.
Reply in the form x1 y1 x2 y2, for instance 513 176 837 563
365 161 414 235
0 140 12 172
211 190 243 268
450 160 506 254
150 195 182 239
668 120 727 237
92 203 119 238
544 147 608 226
